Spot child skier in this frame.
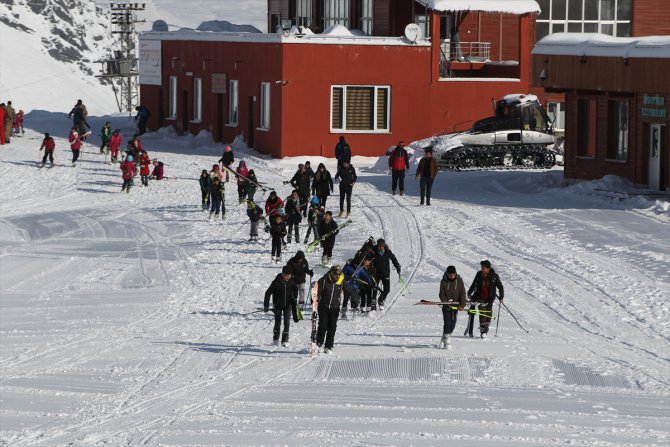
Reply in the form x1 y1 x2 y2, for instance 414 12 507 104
318 211 339 267
13 110 24 137
303 197 321 244
68 127 82 167
209 177 225 220
39 133 55 167
246 199 264 241
246 169 259 202
120 155 136 193
139 155 151 186
341 258 369 318
263 265 299 347
109 129 122 163
438 265 466 348
312 265 354 354
284 190 302 244
199 170 212 210
269 211 287 263
236 160 248 204
100 121 111 154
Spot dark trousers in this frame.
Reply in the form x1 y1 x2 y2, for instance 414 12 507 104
210 197 222 215
342 288 360 310
121 179 132 191
317 195 328 208
442 307 458 335
287 222 299 242
420 177 434 203
71 149 80 164
322 244 334 258
339 186 352 212
237 184 246 202
273 307 291 342
305 222 319 242
317 306 339 349
466 301 493 334
201 190 210 207
42 152 54 164
250 220 260 237
271 235 283 258
360 290 373 308
391 170 406 192
141 175 149 186
138 118 147 135
376 277 391 305
299 194 309 217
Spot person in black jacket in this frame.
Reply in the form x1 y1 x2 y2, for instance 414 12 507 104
284 190 302 244
334 136 351 171
270 213 288 263
312 265 354 354
373 238 401 311
334 160 357 218
466 260 504 338
312 163 333 208
263 265 299 347
290 164 311 217
287 250 314 305
317 211 338 266
246 199 264 241
219 145 234 182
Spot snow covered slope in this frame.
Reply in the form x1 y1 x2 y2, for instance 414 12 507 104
0 117 668 446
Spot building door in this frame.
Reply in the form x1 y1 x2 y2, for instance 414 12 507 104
648 124 666 190
158 87 164 128
182 90 189 135
216 93 223 142
248 95 255 149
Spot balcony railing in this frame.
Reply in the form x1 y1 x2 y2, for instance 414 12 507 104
441 40 491 62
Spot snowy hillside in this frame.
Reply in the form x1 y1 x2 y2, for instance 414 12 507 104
0 115 669 445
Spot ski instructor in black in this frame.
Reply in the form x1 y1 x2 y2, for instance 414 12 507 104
264 265 299 347
466 260 504 338
335 159 356 218
373 238 401 311
312 265 354 354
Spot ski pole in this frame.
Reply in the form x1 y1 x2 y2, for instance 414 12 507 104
495 302 502 337
501 301 529 333
242 309 265 316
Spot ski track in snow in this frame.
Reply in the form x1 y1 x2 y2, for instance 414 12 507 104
1 123 669 446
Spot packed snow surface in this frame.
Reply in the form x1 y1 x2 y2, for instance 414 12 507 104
0 113 669 446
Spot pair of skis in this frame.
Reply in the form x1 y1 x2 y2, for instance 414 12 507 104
305 219 352 253
221 164 273 193
415 300 493 318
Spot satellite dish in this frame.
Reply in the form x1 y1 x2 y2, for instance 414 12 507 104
404 23 422 43
152 20 168 32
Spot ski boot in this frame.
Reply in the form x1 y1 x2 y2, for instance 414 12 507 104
346 211 351 218
340 309 348 320
338 210 343 217
272 339 280 347
439 334 447 349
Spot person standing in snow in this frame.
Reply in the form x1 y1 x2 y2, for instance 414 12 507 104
372 238 401 311
199 169 212 210
4 101 15 144
358 256 377 313
0 103 6 144
263 265 299 347
290 163 311 217
68 99 89 135
100 121 112 154
265 191 284 225
303 197 322 244
388 141 410 196
318 211 338 266
334 159 356 218
13 109 24 137
120 155 136 193
68 127 82 167
334 136 351 171
236 160 248 204
284 190 302 244
312 265 354 354
438 265 466 348
138 154 151 187
270 211 288 263
209 177 225 220
245 169 259 202
246 199 264 241
287 250 313 306
109 129 122 163
219 145 234 181
304 161 315 179
341 258 368 318
466 260 504 338
39 133 56 167
415 146 439 205
134 105 150 135
311 163 333 209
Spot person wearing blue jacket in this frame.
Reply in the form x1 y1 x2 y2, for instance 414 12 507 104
341 258 370 318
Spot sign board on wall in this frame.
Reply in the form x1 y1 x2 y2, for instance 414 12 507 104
138 40 162 85
642 94 667 118
212 73 227 93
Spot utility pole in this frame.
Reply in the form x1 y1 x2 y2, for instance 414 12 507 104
96 2 146 113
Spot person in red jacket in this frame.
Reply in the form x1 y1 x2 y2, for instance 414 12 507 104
139 155 151 186
39 133 56 167
388 140 410 196
0 104 6 145
120 155 136 193
109 129 122 163
265 191 284 224
68 127 82 167
150 159 165 180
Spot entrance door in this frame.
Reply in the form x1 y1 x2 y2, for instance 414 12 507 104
649 124 666 190
248 95 255 149
182 90 189 135
216 93 223 142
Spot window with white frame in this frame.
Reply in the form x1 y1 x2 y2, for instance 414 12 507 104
547 102 565 131
193 78 202 121
415 15 430 38
536 0 632 42
607 99 629 161
260 82 271 129
323 0 350 29
168 76 178 119
331 85 390 132
228 79 239 126
294 0 312 27
360 0 373 35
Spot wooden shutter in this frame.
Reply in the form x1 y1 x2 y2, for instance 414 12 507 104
346 87 373 130
376 87 388 130
332 87 343 129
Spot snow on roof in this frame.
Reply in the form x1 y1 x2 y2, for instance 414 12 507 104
322 24 354 36
533 33 670 59
422 0 541 14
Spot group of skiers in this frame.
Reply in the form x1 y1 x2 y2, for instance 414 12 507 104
0 101 24 145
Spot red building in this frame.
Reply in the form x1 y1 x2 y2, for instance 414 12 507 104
139 0 542 157
532 34 669 190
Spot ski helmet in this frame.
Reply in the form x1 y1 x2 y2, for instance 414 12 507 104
212 164 220 171
126 155 134 162
328 265 342 282
277 208 285 216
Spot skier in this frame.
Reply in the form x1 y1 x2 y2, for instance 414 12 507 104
263 265 299 347
246 199 264 241
334 136 351 171
39 133 56 167
438 265 466 348
415 146 439 205
318 211 338 267
209 177 225 220
265 191 284 225
341 258 368 318
312 265 354 354
372 238 401 311
109 129 122 163
219 145 234 181
352 236 377 266
120 155 136 193
150 160 165 180
388 140 410 196
68 127 82 167
358 256 377 313
284 190 302 244
270 211 287 263
12 109 24 137
334 159 356 218
0 103 6 144
311 162 333 208
99 121 111 154
236 160 248 204
4 101 15 144
290 163 311 217
287 250 314 306
210 164 224 182
199 170 212 210
139 155 151 187
303 197 322 244
134 105 151 135
466 260 504 339
67 99 89 135
245 169 259 202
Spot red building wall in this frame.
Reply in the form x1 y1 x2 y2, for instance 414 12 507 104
633 0 670 36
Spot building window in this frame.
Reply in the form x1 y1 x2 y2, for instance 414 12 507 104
193 78 202 122
323 0 351 29
260 82 271 129
293 0 312 27
577 98 596 158
607 99 628 161
547 102 565 131
360 0 373 35
228 80 239 126
415 14 430 38
169 76 177 119
331 85 390 132
536 0 633 41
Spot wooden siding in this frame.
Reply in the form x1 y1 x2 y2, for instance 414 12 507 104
633 0 670 36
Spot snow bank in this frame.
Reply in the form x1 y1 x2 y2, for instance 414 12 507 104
425 0 541 14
